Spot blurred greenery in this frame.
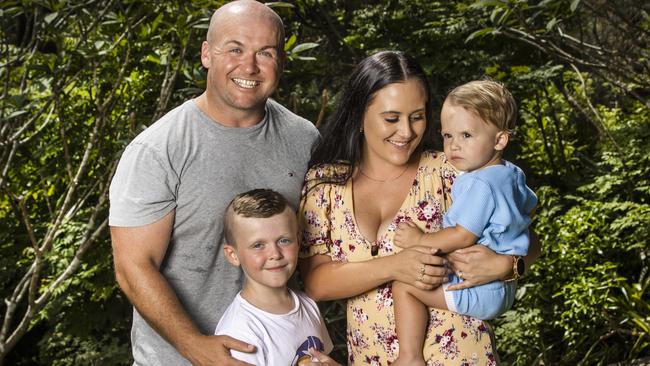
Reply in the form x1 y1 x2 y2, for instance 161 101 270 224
0 0 647 365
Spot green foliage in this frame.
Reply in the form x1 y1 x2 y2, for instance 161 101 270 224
0 1 210 364
494 96 650 364
1 0 648 365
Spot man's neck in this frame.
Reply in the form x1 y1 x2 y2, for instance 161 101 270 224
240 284 294 314
194 93 266 128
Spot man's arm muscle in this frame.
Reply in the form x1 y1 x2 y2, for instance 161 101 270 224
111 210 198 355
111 210 255 366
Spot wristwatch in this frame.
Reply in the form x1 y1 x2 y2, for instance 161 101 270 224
505 255 525 282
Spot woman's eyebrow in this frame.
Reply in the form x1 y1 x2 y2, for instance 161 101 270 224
380 108 425 114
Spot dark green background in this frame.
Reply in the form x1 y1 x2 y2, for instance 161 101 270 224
1 1 648 364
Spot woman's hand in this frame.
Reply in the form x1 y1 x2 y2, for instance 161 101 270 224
446 245 511 290
390 246 449 290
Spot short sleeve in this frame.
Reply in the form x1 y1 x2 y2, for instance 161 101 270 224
109 142 178 227
444 176 496 236
302 292 334 354
298 168 334 258
319 314 334 354
521 180 538 214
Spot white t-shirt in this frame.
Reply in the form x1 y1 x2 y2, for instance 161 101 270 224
215 289 333 366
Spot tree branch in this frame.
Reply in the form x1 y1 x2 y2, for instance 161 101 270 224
152 29 192 123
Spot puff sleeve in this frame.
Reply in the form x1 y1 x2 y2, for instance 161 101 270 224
298 167 334 258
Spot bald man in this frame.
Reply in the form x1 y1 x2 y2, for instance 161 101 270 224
109 1 319 365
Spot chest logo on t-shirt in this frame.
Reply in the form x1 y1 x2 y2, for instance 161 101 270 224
292 336 325 365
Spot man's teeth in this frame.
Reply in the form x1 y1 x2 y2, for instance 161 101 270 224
233 78 260 89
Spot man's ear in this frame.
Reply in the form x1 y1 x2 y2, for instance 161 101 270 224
223 244 240 266
200 41 211 69
494 131 510 151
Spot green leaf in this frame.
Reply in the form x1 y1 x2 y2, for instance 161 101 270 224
570 0 581 12
151 13 164 32
265 2 295 9
44 12 58 24
474 0 508 8
466 27 495 42
7 110 28 119
291 42 319 54
144 54 161 64
284 34 297 52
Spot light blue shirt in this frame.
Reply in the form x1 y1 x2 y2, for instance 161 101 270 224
443 160 537 256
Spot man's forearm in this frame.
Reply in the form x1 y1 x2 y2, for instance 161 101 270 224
110 213 203 361
116 261 202 358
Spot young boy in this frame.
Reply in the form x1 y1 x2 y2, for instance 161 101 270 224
215 189 334 365
391 80 537 366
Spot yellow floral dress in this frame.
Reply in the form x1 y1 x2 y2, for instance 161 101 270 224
299 151 497 366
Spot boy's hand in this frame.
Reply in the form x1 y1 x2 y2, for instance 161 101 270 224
394 221 424 248
302 348 343 366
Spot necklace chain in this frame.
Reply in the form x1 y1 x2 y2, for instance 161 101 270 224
358 164 409 183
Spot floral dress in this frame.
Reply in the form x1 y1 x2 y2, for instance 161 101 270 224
299 151 497 366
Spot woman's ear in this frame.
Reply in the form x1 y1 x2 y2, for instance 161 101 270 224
494 131 510 151
223 244 240 266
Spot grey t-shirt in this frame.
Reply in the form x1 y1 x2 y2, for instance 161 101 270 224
109 98 319 365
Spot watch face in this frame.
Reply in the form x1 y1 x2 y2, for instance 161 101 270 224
516 257 525 275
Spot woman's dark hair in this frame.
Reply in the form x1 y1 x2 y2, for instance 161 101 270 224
308 50 435 185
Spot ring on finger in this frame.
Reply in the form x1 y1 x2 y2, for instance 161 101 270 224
458 270 464 279
418 264 426 281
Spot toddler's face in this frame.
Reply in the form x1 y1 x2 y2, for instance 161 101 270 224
440 100 507 172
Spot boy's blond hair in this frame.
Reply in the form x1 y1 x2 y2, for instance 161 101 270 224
446 80 517 131
223 189 289 245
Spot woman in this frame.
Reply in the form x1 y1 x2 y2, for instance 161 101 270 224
299 51 539 365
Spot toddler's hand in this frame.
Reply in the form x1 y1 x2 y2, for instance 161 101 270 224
394 221 423 248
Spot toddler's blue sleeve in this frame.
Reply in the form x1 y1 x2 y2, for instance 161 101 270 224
445 177 495 236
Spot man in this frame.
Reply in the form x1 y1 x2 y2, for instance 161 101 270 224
109 1 319 365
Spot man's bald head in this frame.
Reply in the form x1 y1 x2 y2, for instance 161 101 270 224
207 0 285 48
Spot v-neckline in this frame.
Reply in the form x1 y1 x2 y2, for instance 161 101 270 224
347 154 425 250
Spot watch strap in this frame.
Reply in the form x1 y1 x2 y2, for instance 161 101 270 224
505 255 524 282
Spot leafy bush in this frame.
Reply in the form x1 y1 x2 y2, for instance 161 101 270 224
1 1 648 365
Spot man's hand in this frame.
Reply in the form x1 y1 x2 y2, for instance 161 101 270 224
184 335 256 366
394 221 424 248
